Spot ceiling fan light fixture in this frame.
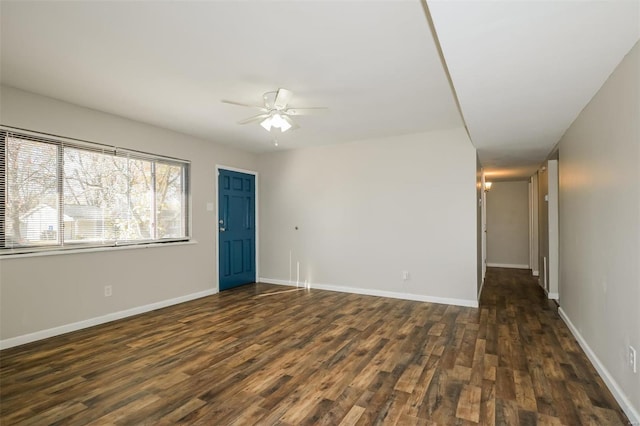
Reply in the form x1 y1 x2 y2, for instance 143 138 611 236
272 113 292 132
279 118 292 132
260 113 292 132
223 88 324 133
271 113 284 127
260 117 273 131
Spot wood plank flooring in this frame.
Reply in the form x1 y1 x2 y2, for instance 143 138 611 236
0 268 629 425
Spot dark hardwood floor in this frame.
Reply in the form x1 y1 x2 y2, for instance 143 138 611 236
0 268 629 425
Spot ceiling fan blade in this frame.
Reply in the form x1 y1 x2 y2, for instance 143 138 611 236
222 100 266 110
273 88 293 109
263 91 276 109
285 107 328 116
282 115 300 130
237 113 270 125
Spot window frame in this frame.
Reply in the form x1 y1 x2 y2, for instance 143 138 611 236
0 126 192 256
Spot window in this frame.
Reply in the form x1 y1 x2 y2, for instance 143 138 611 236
1 128 190 254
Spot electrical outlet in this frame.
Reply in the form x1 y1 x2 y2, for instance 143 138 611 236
630 345 637 373
104 285 113 297
401 271 410 281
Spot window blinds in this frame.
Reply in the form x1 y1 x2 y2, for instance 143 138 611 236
0 127 190 254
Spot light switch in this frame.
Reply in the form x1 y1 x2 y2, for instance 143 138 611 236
206 202 214 211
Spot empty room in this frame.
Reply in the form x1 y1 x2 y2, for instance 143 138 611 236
1 0 638 424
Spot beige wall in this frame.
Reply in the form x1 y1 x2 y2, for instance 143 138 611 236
486 181 529 267
257 128 479 305
0 86 258 343
558 41 639 419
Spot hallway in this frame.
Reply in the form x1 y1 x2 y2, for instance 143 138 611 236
479 267 627 424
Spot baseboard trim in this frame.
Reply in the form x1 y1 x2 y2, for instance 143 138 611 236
259 278 478 308
558 308 640 424
0 289 217 350
486 263 530 269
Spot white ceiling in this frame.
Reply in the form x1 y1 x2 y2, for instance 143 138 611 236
429 0 640 180
0 1 461 152
1 1 639 180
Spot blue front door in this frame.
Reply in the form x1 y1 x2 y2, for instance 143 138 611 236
218 169 256 291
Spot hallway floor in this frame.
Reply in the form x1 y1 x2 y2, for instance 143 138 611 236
478 267 628 425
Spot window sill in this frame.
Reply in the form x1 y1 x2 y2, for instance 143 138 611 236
0 240 198 260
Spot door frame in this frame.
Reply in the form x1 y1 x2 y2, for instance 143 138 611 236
481 170 487 283
215 165 259 293
547 159 559 299
528 174 539 277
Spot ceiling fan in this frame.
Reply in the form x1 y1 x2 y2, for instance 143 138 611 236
222 88 327 132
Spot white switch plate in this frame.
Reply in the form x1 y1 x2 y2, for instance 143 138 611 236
206 202 214 211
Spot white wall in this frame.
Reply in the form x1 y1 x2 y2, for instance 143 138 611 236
486 181 530 268
0 86 258 345
476 155 483 295
558 41 640 421
257 128 479 306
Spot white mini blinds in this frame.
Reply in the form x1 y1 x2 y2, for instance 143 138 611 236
0 127 190 255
